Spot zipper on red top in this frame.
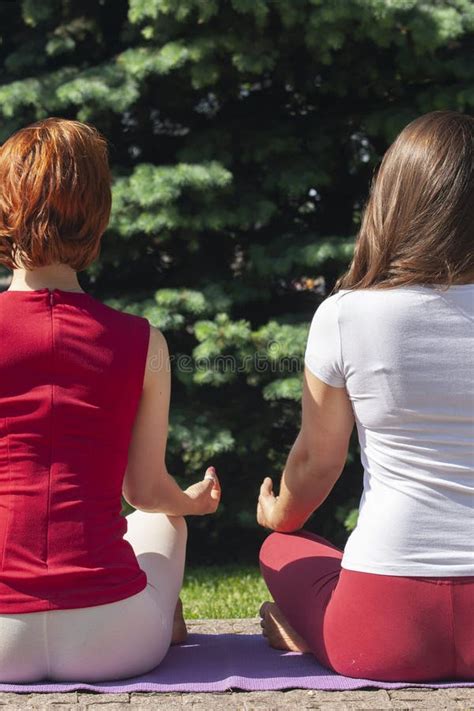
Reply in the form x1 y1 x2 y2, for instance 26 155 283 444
49 291 54 306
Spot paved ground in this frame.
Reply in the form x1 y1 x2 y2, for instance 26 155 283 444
0 619 472 710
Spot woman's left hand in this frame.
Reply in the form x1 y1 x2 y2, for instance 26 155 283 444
257 477 280 530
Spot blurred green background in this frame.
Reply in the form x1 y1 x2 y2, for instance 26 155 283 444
1 0 472 566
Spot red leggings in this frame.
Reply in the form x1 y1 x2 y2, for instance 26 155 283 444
259 531 474 682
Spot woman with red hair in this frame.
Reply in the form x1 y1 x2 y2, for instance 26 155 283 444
0 117 221 682
257 110 474 682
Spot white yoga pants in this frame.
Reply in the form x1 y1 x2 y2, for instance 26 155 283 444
0 511 187 683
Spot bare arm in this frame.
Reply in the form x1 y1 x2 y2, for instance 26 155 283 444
257 366 355 532
123 325 220 516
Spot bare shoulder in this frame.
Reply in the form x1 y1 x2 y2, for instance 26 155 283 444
148 324 168 353
143 325 169 389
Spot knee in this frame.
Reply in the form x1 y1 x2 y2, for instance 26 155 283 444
129 510 188 545
168 515 188 544
259 529 323 578
259 531 284 571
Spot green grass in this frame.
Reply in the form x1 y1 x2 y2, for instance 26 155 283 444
181 565 272 619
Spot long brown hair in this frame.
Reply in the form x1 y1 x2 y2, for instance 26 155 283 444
0 117 112 272
331 110 474 295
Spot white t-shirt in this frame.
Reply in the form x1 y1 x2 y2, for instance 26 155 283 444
304 284 474 576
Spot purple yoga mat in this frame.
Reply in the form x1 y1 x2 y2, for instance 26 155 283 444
0 634 472 693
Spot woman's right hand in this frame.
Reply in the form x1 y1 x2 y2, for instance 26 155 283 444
183 466 221 515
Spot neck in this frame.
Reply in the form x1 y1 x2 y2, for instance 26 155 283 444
8 264 84 293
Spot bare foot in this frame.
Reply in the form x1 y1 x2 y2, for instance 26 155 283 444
259 601 311 653
171 597 188 645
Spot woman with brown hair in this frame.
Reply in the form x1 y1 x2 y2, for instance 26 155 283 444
0 117 221 682
257 110 474 682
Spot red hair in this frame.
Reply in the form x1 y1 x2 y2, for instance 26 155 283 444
0 117 112 272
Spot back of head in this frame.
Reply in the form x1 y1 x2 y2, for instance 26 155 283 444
0 116 112 272
334 110 474 293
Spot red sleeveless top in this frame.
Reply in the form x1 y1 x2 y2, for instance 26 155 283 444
0 288 150 612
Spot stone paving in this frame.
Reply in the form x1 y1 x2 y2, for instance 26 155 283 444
0 619 472 710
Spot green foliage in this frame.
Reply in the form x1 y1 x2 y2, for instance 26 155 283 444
249 236 356 278
110 162 233 236
168 414 235 470
263 377 302 402
336 502 360 533
1 0 471 560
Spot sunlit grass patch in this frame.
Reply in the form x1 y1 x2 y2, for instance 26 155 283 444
181 565 271 619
